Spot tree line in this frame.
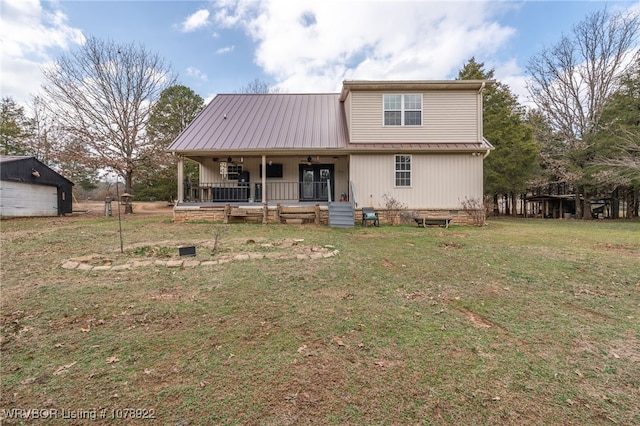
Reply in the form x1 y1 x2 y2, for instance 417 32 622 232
1 8 638 217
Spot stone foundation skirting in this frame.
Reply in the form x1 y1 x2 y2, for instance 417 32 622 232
172 204 484 226
173 204 330 224
357 209 485 226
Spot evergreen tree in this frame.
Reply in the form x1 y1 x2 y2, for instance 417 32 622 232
458 58 539 215
0 97 33 156
134 85 204 201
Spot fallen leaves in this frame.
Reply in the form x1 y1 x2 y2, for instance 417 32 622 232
53 361 77 376
332 337 346 347
106 356 120 364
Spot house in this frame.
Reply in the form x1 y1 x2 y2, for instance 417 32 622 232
0 156 74 217
167 80 494 226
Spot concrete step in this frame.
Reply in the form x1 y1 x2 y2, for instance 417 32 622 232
328 202 354 228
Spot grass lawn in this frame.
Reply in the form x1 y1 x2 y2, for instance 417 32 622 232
1 208 639 425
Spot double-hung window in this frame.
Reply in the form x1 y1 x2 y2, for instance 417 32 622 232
384 94 422 126
395 155 411 187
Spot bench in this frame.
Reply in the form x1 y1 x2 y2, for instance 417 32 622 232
277 205 320 224
223 205 265 223
414 217 451 229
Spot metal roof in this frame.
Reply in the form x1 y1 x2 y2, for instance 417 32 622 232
0 155 32 163
167 82 495 154
339 79 493 101
346 138 494 153
167 93 349 153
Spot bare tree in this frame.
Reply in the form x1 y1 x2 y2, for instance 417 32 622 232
41 37 176 193
526 8 640 218
236 77 282 94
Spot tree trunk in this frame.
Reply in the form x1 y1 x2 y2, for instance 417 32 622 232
493 194 499 216
575 191 583 219
629 186 639 218
583 186 593 220
125 172 134 194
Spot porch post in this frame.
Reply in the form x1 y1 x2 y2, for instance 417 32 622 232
177 156 184 203
262 155 267 224
261 155 267 204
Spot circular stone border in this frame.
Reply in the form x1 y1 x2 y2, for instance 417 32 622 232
60 245 340 271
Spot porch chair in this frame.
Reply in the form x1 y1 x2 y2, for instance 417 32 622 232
362 207 379 227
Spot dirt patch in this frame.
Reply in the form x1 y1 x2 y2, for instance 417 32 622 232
608 334 640 363
73 201 174 217
381 258 397 268
438 242 463 249
563 303 617 322
594 243 639 254
457 308 508 333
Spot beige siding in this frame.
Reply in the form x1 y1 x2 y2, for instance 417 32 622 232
344 92 352 142
349 91 479 143
350 153 483 209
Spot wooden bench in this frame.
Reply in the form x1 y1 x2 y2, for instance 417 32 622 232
277 204 320 224
223 205 266 223
415 217 452 229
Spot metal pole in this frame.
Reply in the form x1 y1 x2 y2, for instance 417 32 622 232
115 180 124 253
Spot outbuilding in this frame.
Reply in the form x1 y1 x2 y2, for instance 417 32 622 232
0 156 74 217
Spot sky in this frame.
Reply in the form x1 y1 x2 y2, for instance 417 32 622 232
1 0 639 109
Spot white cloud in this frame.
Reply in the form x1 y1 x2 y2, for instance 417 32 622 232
210 0 517 93
216 45 235 55
493 59 534 107
0 0 85 105
186 66 208 81
179 9 211 32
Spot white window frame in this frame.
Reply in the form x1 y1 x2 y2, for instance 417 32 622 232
394 154 412 187
383 94 423 126
226 164 243 180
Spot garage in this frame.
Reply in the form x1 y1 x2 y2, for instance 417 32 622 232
0 156 74 217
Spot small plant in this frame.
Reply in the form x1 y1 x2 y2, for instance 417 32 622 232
381 193 407 225
460 197 487 226
130 245 174 258
399 210 417 225
211 224 227 254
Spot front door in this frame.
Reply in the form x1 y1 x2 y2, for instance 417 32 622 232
299 164 334 201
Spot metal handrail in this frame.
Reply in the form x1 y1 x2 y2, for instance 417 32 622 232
188 181 331 203
349 180 358 209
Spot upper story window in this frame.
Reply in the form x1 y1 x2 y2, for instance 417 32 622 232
384 94 422 126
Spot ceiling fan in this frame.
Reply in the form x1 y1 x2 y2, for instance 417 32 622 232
300 155 321 164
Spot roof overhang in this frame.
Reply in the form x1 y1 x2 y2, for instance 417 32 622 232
340 79 495 101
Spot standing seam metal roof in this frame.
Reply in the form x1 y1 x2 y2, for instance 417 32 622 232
167 93 349 152
167 91 493 153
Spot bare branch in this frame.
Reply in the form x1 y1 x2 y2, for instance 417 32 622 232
41 37 176 192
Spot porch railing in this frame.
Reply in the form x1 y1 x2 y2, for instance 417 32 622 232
186 181 331 203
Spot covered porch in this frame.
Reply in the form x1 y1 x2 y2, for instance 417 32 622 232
173 153 353 225
177 153 350 204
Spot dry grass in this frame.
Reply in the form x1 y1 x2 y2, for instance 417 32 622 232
1 204 639 425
